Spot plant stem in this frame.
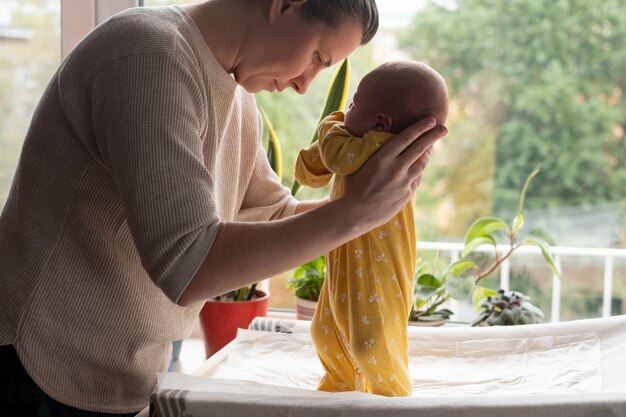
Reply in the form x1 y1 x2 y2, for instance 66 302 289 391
475 243 522 285
424 293 450 315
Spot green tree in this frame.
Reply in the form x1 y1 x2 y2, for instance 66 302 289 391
398 0 626 242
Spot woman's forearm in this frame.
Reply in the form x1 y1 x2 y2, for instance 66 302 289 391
178 197 362 306
295 198 329 214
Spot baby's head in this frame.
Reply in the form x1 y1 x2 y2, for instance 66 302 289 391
344 60 448 137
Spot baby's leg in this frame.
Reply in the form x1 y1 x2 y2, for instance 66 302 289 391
311 281 356 392
346 263 413 396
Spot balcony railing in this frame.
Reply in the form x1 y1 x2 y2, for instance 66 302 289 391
417 241 626 322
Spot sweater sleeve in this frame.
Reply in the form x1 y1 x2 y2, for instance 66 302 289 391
236 115 298 221
73 52 219 303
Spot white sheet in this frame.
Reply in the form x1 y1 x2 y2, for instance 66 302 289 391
153 315 626 417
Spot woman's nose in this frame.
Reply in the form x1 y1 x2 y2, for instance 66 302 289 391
291 66 323 95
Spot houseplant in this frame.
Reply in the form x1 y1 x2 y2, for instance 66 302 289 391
287 256 326 320
410 168 562 326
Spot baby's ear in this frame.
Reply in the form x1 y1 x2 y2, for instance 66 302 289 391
374 113 393 132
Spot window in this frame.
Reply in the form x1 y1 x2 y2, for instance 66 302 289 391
0 0 60 206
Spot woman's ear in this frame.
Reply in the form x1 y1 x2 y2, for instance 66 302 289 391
269 0 307 22
374 113 393 132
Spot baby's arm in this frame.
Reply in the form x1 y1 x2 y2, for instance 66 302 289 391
318 112 391 176
294 141 333 189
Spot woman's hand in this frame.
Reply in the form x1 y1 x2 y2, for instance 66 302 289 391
340 117 448 231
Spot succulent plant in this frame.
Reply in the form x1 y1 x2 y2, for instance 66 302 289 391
471 289 544 326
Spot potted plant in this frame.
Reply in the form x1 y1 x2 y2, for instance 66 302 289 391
287 256 326 320
199 288 270 358
410 168 561 326
409 260 454 326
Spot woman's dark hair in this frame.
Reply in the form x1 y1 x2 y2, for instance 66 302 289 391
302 0 379 45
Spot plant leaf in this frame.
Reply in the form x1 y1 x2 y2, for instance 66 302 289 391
522 300 545 317
444 260 478 277
521 238 561 279
260 106 283 181
511 213 525 235
512 168 540 234
291 59 350 196
461 235 497 258
464 216 510 245
414 273 442 300
446 274 475 300
471 286 499 311
413 298 429 310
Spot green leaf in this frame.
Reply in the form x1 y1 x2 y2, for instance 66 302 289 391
521 300 545 317
413 298 429 310
444 260 478 277
461 235 497 258
416 273 442 288
517 168 540 216
522 238 561 279
446 274 475 300
464 216 510 245
414 273 442 300
511 213 525 235
260 106 283 181
471 286 499 311
291 59 350 196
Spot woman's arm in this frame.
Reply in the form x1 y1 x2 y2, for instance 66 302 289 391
177 118 446 306
295 198 329 214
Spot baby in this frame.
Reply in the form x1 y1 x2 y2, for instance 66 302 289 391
295 60 448 397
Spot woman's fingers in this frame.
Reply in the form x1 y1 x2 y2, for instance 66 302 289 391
410 174 422 194
399 125 447 169
380 117 437 158
408 146 433 180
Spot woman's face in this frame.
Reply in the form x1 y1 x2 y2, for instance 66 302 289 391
233 4 363 94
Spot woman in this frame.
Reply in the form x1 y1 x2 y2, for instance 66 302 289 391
0 0 447 415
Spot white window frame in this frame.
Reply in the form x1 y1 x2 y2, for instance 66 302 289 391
61 0 139 58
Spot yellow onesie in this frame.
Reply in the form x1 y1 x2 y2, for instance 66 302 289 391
295 111 416 397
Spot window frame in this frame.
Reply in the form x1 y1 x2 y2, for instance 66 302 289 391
60 0 139 58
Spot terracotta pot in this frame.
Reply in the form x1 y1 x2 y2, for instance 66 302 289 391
199 290 269 358
295 297 317 321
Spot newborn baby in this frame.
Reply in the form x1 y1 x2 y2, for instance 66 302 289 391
295 60 448 396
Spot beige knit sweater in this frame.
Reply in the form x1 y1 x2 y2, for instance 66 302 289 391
0 6 297 413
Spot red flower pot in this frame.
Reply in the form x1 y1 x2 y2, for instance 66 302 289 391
198 290 269 358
